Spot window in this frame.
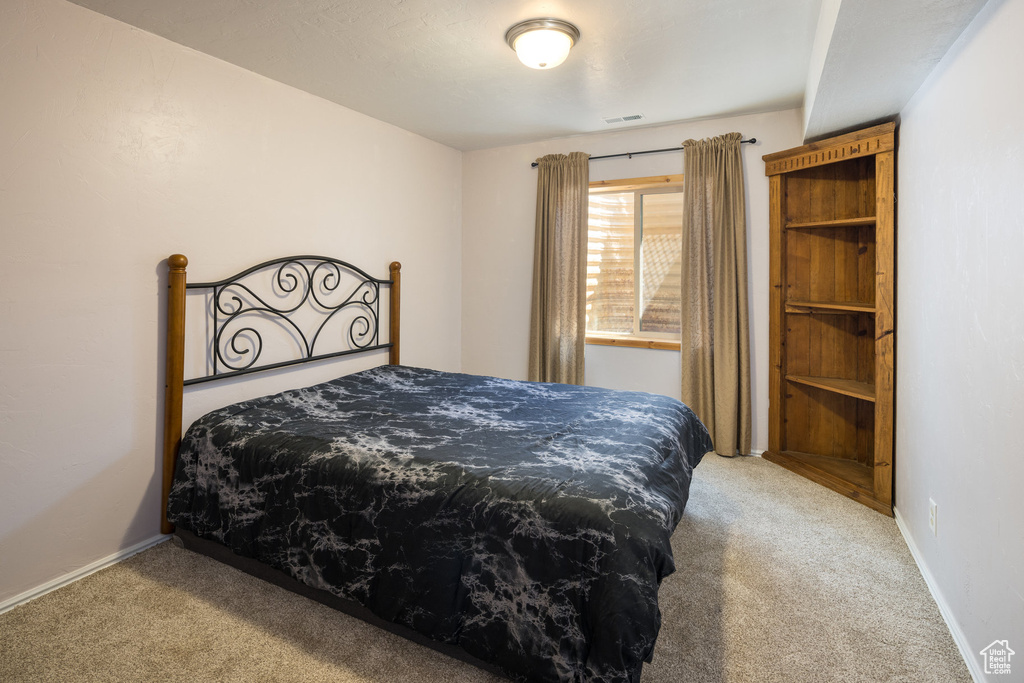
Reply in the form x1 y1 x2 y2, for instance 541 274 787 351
586 175 683 350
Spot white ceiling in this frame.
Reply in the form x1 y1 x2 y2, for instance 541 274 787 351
68 0 989 151
803 0 990 141
67 0 821 150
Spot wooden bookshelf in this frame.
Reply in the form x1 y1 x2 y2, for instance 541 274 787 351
763 123 896 515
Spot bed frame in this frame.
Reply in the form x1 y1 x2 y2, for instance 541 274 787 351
160 253 402 535
160 254 512 676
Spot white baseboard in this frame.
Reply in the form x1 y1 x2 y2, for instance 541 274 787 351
0 534 169 615
893 507 984 683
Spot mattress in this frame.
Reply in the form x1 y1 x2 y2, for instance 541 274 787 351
167 365 712 681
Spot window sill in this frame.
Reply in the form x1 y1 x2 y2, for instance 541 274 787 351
585 336 681 351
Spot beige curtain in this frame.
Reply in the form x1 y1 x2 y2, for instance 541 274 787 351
680 133 751 456
528 152 590 384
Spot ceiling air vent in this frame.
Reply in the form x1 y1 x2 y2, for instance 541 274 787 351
603 114 645 125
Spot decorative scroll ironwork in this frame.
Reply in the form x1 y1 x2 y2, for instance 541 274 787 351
184 256 393 385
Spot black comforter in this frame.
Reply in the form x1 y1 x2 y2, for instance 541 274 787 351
168 365 711 681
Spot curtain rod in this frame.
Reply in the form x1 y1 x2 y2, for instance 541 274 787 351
530 137 757 168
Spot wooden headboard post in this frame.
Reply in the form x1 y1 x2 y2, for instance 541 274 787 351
161 254 188 534
389 261 401 365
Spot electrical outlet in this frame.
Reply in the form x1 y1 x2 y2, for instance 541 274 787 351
928 498 937 536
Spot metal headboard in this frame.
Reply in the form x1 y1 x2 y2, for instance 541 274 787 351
184 255 396 385
161 253 401 533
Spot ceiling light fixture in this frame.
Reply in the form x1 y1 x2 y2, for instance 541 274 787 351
505 18 580 70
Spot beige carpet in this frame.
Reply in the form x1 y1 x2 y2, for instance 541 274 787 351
0 455 971 682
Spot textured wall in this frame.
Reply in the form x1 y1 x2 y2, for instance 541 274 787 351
0 0 462 604
897 0 1024 675
460 109 804 454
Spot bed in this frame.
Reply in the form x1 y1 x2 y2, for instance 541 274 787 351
161 254 712 682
